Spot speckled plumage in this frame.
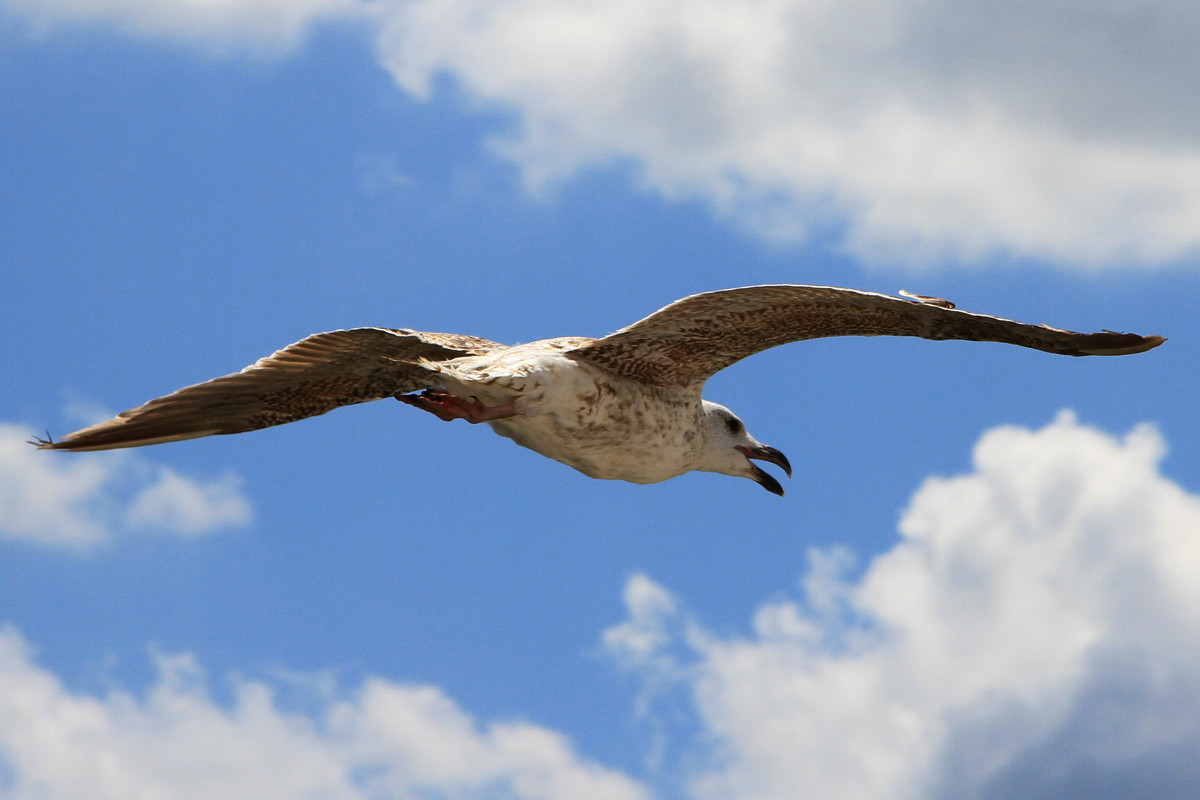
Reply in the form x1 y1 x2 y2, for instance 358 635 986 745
35 285 1164 493
35 327 503 451
573 285 1164 386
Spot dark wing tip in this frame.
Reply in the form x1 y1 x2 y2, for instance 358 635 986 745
29 433 56 450
27 412 224 452
1078 332 1166 356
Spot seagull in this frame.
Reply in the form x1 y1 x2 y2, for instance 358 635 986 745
35 285 1163 495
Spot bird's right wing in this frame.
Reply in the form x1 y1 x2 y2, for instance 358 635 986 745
35 328 504 451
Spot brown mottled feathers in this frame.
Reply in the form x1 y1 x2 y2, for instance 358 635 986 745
36 328 503 451
36 285 1164 452
570 285 1165 387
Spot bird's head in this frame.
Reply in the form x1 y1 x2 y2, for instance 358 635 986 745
695 401 792 496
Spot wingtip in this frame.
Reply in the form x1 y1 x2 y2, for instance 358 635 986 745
28 433 56 450
29 431 90 451
1081 333 1166 356
1141 334 1167 351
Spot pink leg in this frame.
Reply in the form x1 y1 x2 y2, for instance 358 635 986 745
396 389 519 424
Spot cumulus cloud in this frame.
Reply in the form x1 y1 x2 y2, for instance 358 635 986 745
374 0 1200 268
0 423 252 549
0 625 650 800
604 412 1200 799
7 0 1199 266
1 410 1194 798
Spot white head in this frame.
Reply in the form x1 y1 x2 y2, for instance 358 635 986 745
693 400 792 495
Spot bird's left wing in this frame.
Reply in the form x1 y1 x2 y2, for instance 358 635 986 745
570 285 1164 387
36 327 504 451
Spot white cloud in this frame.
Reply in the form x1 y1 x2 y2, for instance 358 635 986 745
2 411 1195 798
603 412 1200 799
7 0 1199 266
125 468 252 535
374 0 1200 268
603 575 681 676
0 423 252 549
0 625 651 800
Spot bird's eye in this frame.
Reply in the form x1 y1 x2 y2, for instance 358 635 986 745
725 417 743 435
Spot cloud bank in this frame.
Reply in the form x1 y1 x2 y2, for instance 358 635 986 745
0 423 252 549
376 0 1200 268
6 0 1200 267
0 414 1194 798
605 411 1200 799
0 626 650 800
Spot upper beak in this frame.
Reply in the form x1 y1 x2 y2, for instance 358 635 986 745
737 444 793 496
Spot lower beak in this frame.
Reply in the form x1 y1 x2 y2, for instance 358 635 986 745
737 444 793 496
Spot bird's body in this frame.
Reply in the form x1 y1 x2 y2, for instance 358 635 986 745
36 285 1164 495
486 358 704 484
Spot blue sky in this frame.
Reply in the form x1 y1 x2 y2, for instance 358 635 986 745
1 2 1198 798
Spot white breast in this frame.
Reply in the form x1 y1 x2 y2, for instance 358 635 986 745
428 342 705 484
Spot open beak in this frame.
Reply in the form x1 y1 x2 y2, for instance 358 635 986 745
737 444 793 496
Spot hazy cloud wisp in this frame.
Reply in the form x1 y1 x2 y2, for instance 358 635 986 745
1 0 367 52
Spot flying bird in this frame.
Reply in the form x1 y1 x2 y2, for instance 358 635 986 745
35 285 1163 495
